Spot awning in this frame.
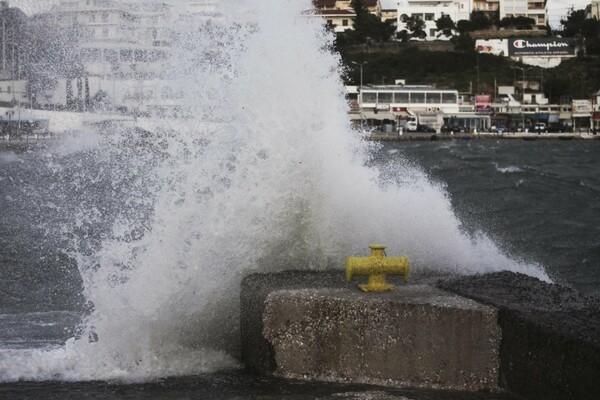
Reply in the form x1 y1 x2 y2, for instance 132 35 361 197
361 111 395 120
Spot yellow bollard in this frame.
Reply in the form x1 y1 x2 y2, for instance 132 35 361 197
346 244 409 292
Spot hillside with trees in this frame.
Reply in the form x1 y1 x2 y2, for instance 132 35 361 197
335 7 600 102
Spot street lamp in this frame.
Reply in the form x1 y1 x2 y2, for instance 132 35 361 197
351 61 367 123
512 66 524 99
512 66 525 131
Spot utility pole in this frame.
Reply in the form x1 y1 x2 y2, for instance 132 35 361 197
351 61 368 124
494 77 497 103
2 18 5 75
513 66 525 131
476 53 480 94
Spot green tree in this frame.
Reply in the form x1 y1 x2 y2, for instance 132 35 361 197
499 16 536 30
349 0 396 43
470 11 492 31
560 8 586 37
452 33 475 52
436 15 455 37
456 19 474 34
559 7 600 56
405 15 426 39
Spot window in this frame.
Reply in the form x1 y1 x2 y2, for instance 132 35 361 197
425 13 434 21
102 28 109 38
412 13 423 20
378 92 393 103
342 19 348 26
89 13 96 23
394 92 409 103
430 29 436 36
102 12 109 23
362 92 377 103
400 14 409 22
81 48 101 62
442 93 457 104
120 49 133 61
426 93 441 103
147 50 166 62
105 49 118 63
411 92 425 103
134 50 148 62
327 19 333 25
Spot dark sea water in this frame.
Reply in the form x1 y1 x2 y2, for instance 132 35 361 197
0 138 597 398
378 139 600 295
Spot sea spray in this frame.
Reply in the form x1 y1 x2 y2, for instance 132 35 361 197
0 0 548 382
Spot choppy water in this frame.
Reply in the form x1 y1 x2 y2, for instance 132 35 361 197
0 139 594 398
381 140 600 295
0 0 595 396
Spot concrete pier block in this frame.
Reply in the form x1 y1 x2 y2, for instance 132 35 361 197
262 286 501 391
439 272 600 400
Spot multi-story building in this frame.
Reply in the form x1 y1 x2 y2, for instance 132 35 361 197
29 1 183 113
335 0 381 16
315 9 357 32
472 0 500 20
37 0 173 79
380 6 398 22
586 1 600 20
397 0 472 40
309 0 382 31
499 0 547 28
312 0 338 11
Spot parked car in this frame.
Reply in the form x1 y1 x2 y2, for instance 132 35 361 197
417 125 436 133
534 122 547 133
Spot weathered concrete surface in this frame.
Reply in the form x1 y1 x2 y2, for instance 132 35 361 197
241 270 354 373
438 271 600 400
241 270 600 398
262 286 501 391
240 269 450 374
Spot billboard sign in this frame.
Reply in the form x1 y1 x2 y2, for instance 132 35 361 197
508 38 575 56
475 39 508 56
572 100 592 114
475 95 492 113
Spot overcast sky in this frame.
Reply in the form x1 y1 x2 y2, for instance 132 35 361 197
7 0 595 28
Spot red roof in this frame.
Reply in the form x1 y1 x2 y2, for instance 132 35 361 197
361 0 378 6
312 0 336 7
315 9 356 15
312 0 378 8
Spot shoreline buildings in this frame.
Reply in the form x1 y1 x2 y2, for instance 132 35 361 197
0 0 595 135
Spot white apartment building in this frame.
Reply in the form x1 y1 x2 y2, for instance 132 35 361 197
500 0 547 27
472 0 500 19
309 0 381 30
397 0 472 40
186 1 222 21
586 1 600 20
317 9 356 32
38 0 173 78
30 0 181 112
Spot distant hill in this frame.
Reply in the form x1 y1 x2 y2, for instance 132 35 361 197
340 43 600 102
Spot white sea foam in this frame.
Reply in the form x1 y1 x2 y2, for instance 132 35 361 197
0 0 549 382
493 162 523 174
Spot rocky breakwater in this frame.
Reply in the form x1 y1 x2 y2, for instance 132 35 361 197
438 272 600 400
